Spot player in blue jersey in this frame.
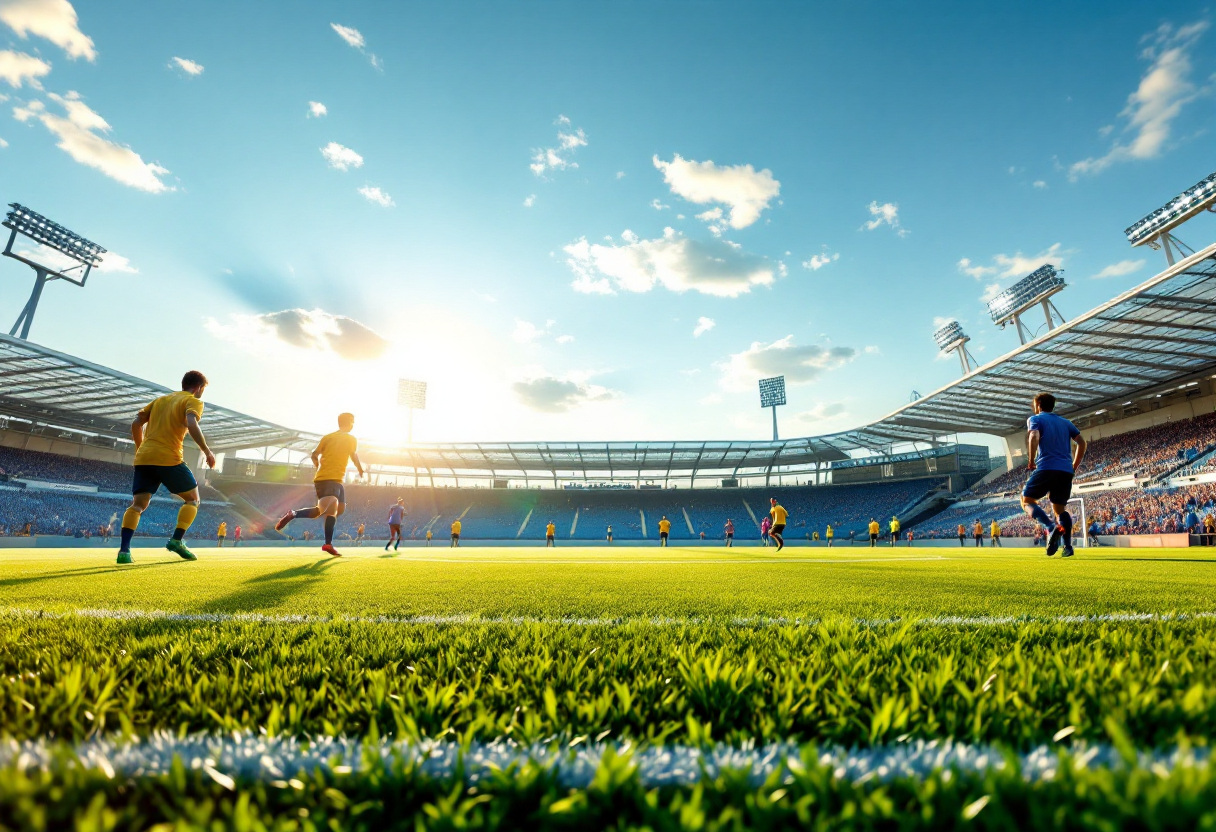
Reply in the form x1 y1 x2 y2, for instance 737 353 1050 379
1021 392 1087 558
386 497 406 552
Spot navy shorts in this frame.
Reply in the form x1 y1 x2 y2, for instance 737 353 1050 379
771 523 786 535
1023 469 1074 505
132 463 196 496
315 480 345 504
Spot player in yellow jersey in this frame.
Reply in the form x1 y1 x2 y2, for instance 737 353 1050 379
117 370 216 565
825 524 834 547
768 498 788 551
355 522 366 546
546 520 556 547
217 521 227 547
973 521 984 547
889 516 900 546
658 515 671 546
991 520 1002 547
868 518 880 547
425 529 433 546
275 412 365 557
451 518 461 547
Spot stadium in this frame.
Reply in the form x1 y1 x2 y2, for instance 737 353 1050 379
4 3 1216 829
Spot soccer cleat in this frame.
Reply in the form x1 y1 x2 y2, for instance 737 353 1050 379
321 544 342 557
1045 526 1063 557
166 539 197 561
116 551 133 565
274 511 294 532
1061 544 1075 558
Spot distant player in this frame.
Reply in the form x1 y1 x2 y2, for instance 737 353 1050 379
724 518 734 547
450 518 461 547
868 518 880 548
217 521 227 547
825 524 833 548
957 524 966 546
889 516 900 546
1022 392 1087 558
906 529 914 547
768 498 787 552
275 412 366 557
425 529 433 546
990 520 1002 547
386 498 406 551
117 370 216 565
233 525 242 546
546 520 556 547
356 523 366 546
606 524 613 543
760 515 771 546
658 515 671 546
973 521 984 547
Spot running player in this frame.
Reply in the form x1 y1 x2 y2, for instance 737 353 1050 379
355 522 366 546
450 518 461 547
386 498 406 551
973 521 984 547
889 515 900 546
658 515 671 546
1022 392 1087 557
825 523 833 547
768 498 787 552
868 518 880 548
117 370 216 565
275 412 365 557
217 521 227 547
990 520 1002 547
546 520 556 547
724 518 734 547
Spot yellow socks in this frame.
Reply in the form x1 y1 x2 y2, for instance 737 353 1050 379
175 502 198 534
122 507 142 532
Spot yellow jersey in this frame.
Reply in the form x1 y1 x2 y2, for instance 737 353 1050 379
217 522 227 536
957 525 966 535
658 519 672 533
770 504 788 524
890 519 900 533
314 430 358 482
426 530 432 539
546 523 556 536
134 391 204 467
868 521 880 534
826 526 833 538
974 523 984 535
451 520 461 534
991 522 1001 536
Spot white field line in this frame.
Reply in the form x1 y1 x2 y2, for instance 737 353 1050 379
2 606 1216 630
0 733 1208 788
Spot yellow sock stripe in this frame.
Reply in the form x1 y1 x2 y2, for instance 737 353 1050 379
176 503 199 532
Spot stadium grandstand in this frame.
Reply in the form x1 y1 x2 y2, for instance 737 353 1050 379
3 233 1216 546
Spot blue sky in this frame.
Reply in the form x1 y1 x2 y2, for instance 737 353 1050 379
1 1 1214 449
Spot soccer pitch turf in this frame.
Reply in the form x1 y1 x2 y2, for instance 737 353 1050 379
6 545 1216 829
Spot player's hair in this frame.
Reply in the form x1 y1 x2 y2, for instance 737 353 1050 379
1033 392 1057 412
181 370 208 390
338 412 355 426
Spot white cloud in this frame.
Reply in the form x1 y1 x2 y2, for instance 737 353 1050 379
530 117 587 176
564 227 777 298
522 194 536 208
933 316 957 329
956 257 998 279
1091 259 1146 279
1033 180 1048 189
206 308 388 361
321 141 362 171
615 171 625 179
0 49 50 87
695 207 722 222
802 250 840 270
357 185 393 207
555 334 574 344
307 101 327 118
513 374 615 413
169 56 203 76
981 282 1003 303
959 244 1068 284
1070 21 1209 178
330 22 364 48
693 316 715 337
13 92 172 192
0 137 7 148
653 153 779 229
0 0 95 60
651 198 669 211
512 319 549 343
717 335 858 392
862 201 906 235
796 402 848 424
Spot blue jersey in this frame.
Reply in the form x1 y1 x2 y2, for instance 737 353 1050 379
1027 411 1080 472
388 505 405 524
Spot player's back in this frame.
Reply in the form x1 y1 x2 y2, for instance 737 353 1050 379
314 430 357 482
1028 411 1080 471
135 391 204 466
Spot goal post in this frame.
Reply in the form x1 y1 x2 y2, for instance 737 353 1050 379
1068 496 1088 548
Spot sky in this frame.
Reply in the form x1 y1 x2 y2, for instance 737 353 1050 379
1 0 1214 450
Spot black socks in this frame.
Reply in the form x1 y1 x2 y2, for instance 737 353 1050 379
1059 511 1073 546
324 515 336 545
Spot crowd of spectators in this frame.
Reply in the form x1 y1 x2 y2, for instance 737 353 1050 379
0 488 259 539
0 446 131 492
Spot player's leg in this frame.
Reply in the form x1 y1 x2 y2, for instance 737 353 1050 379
314 493 341 555
164 486 202 560
118 471 156 563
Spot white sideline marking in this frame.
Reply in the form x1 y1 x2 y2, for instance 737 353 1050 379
0 733 1207 788
2 606 1215 630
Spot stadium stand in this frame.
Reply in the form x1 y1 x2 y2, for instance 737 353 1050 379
0 487 257 539
0 445 130 493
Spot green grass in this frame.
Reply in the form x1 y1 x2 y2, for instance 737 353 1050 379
5 546 1216 830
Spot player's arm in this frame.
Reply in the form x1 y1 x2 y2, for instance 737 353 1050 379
1026 430 1039 470
310 444 322 468
130 409 151 450
350 451 366 477
186 412 217 468
1072 434 1087 473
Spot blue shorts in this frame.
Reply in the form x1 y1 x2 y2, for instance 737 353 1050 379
132 463 197 496
1023 469 1073 505
314 480 345 505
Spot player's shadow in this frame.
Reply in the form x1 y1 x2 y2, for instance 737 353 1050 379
0 561 173 589
194 559 339 614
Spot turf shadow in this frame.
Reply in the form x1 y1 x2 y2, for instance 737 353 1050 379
0 561 173 589
193 559 339 614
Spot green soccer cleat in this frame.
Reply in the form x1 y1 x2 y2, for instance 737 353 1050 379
166 539 197 561
116 551 133 565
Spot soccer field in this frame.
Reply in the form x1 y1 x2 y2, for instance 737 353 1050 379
5 546 1216 829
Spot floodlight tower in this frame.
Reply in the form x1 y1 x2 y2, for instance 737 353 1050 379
397 378 427 443
2 203 106 340
1124 170 1216 266
932 320 978 377
986 264 1066 345
758 375 786 441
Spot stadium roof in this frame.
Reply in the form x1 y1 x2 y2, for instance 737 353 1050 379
1 241 1214 475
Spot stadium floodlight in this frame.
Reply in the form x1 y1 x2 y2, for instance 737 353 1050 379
986 264 1066 345
1124 170 1216 266
932 320 977 377
758 375 786 441
2 203 106 340
397 378 427 443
